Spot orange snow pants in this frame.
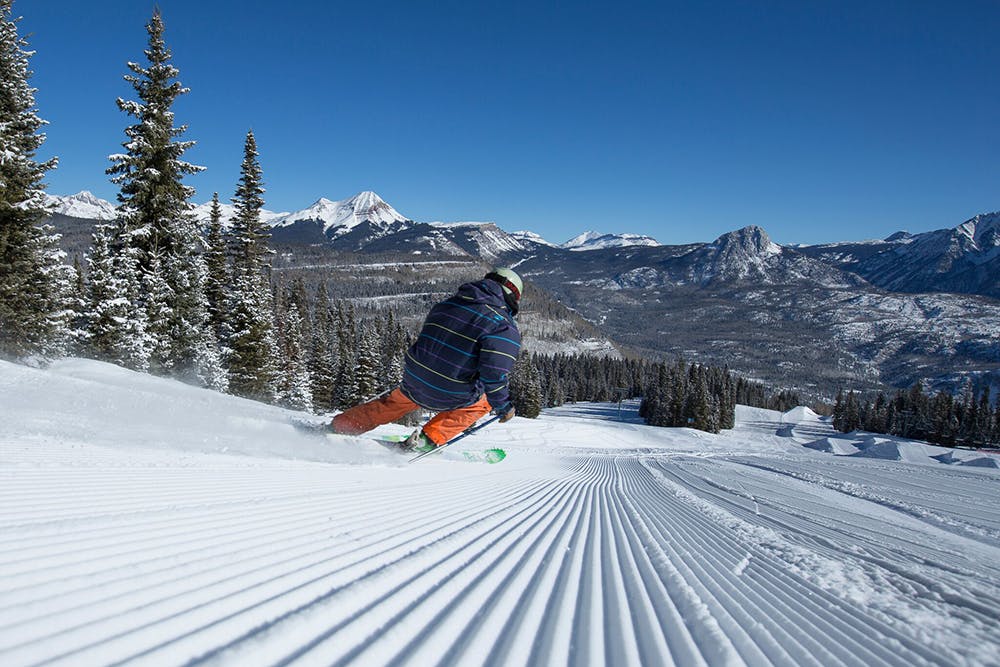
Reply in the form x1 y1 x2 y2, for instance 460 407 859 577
330 388 492 446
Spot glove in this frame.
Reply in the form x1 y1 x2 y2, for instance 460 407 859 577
496 403 516 423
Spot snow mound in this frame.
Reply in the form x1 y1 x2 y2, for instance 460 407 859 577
734 405 783 424
803 437 860 456
851 438 902 461
932 451 959 464
783 406 821 423
959 456 999 469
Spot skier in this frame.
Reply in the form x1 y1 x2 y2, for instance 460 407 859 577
329 268 523 452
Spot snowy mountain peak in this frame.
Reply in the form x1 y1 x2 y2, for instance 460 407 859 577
710 225 782 257
511 230 556 247
272 191 410 235
44 191 117 220
955 212 1000 250
678 224 815 287
190 200 286 227
561 231 661 251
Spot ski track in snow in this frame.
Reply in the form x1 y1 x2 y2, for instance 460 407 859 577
2 361 1000 666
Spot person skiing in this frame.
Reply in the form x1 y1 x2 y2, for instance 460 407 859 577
329 268 523 452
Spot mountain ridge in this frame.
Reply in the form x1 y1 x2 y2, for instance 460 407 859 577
41 190 1000 395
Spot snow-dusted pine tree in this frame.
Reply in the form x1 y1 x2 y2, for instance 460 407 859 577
333 303 359 408
308 283 339 413
143 250 173 369
107 9 204 264
65 256 90 355
0 0 71 360
161 212 226 389
510 352 542 418
103 8 222 387
373 310 408 394
277 300 312 410
353 323 381 405
203 193 230 350
226 130 278 401
85 224 150 371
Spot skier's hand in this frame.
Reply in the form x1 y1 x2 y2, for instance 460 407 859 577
497 404 516 423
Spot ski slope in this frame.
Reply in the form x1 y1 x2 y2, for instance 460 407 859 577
2 359 999 666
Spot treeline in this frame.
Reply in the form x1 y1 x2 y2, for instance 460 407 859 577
508 353 800 434
834 382 1000 448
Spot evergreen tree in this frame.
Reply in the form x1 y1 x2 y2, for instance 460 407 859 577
308 283 339 412
975 387 993 446
104 8 222 386
832 389 845 431
378 310 407 394
956 381 978 446
0 1 70 359
85 224 127 363
143 250 173 370
276 300 312 410
227 273 278 401
203 192 230 349
229 130 269 270
85 224 150 370
668 359 687 426
994 396 1000 444
106 8 204 265
353 322 381 404
716 370 736 430
687 365 714 432
66 255 89 355
226 130 278 401
510 352 543 418
333 303 359 408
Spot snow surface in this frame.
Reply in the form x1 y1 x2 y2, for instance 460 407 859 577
2 359 1000 666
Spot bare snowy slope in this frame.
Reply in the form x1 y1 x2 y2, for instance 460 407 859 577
2 359 999 666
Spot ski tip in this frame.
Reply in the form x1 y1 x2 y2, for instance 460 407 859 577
373 434 410 443
486 448 506 463
460 448 506 464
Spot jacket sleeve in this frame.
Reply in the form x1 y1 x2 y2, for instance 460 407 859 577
477 318 521 409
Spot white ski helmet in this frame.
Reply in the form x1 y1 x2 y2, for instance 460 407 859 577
486 267 523 302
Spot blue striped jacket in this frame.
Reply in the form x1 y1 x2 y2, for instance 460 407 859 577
400 279 521 411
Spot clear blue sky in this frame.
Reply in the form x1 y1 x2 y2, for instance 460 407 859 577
20 0 1000 245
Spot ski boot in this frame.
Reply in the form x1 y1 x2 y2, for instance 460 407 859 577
403 429 436 453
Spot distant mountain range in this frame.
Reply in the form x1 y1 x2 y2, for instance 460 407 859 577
43 190 1000 395
794 212 1000 299
46 191 661 253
